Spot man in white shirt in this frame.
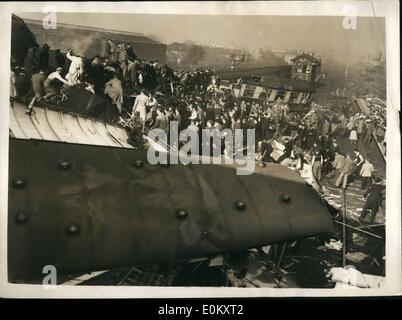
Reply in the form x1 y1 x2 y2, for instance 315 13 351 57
332 151 345 177
131 89 148 122
65 49 84 85
44 67 70 100
360 158 375 190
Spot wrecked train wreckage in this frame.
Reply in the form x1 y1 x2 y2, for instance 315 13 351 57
8 16 335 283
8 100 335 283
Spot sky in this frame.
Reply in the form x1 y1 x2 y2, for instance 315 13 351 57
17 12 385 62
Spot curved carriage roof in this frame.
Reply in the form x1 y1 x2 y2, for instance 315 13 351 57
23 18 164 45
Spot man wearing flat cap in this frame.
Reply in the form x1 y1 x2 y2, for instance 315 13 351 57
44 67 69 100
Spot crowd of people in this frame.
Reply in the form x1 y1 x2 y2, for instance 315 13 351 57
10 41 220 118
10 41 385 224
127 90 385 223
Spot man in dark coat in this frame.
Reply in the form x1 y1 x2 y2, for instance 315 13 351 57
126 44 137 61
38 44 50 71
127 111 144 149
359 177 385 223
24 46 38 74
14 66 31 98
277 137 294 163
54 49 65 68
31 70 46 100
261 139 274 162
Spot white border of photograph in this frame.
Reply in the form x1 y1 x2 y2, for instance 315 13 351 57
0 0 400 298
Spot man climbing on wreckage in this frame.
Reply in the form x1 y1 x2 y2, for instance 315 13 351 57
359 176 385 224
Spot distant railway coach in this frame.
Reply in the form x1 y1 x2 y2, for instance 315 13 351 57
231 82 312 112
216 53 321 112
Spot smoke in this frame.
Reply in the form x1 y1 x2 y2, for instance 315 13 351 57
70 34 98 57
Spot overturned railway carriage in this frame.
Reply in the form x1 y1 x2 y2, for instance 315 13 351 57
8 101 334 283
23 18 167 63
231 81 313 112
217 53 321 112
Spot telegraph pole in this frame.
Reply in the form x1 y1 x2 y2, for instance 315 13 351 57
342 187 347 267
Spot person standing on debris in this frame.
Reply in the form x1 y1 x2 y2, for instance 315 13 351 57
359 177 385 223
104 72 123 114
349 125 358 144
13 66 31 99
38 44 50 72
311 150 323 182
353 149 364 178
363 119 374 143
24 46 38 73
127 111 144 149
335 153 354 188
260 139 274 163
31 70 46 101
343 101 351 118
357 116 365 139
277 137 294 163
151 107 168 133
65 49 84 85
100 37 109 59
119 45 128 82
346 116 354 131
339 114 348 137
126 44 137 61
375 124 385 143
360 158 374 190
54 49 65 68
332 150 345 178
322 118 330 136
128 59 139 87
173 108 182 130
131 89 148 122
146 92 158 110
108 39 116 62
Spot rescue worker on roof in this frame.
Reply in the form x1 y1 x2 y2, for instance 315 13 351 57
104 72 123 114
100 37 109 59
131 89 148 122
127 111 144 149
43 67 70 100
65 49 84 86
31 69 46 101
108 39 116 62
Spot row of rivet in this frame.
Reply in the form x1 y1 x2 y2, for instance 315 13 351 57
10 160 72 189
12 195 290 235
11 158 291 237
10 158 291 204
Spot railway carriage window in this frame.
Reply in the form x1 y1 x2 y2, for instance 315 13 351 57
243 85 256 98
276 90 286 100
266 88 273 99
290 91 299 103
301 93 309 104
302 64 307 73
259 91 267 100
306 64 312 74
297 63 303 73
